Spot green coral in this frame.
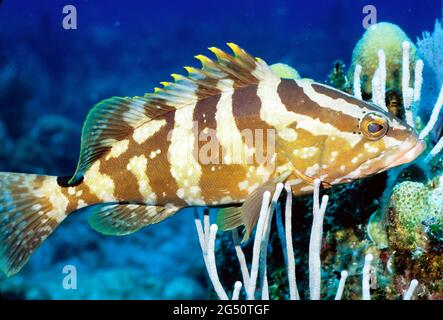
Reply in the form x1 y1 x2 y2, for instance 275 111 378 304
391 182 429 227
389 180 443 252
270 63 300 80
390 181 429 250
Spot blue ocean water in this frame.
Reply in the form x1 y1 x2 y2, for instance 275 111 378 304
0 0 441 299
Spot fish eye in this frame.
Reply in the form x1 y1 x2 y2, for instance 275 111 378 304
360 113 388 140
368 122 384 133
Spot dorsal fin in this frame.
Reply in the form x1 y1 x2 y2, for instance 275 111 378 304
68 96 154 184
69 44 278 184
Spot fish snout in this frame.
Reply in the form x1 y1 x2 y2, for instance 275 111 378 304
388 138 426 168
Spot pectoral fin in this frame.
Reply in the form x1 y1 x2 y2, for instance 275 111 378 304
216 170 291 241
216 206 243 231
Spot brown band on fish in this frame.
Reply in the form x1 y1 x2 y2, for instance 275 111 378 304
99 137 144 202
278 79 360 134
143 111 187 206
232 84 274 161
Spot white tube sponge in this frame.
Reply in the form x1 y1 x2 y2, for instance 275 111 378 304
404 88 415 127
413 59 424 102
284 183 301 300
232 230 250 290
334 270 348 300
354 64 363 100
419 84 443 140
194 213 207 256
402 41 415 127
371 68 381 105
362 253 374 300
403 279 419 300
427 136 443 162
402 41 411 95
378 50 387 108
194 210 229 300
309 179 329 300
259 183 284 300
232 281 243 300
247 191 271 300
371 50 387 110
206 224 229 300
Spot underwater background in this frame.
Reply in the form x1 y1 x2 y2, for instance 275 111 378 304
0 0 442 299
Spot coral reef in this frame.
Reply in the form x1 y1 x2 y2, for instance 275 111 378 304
386 178 443 299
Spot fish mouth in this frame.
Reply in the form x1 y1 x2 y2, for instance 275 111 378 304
387 139 426 168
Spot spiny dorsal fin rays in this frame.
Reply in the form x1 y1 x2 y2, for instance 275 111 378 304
69 44 277 184
227 43 258 66
148 43 273 104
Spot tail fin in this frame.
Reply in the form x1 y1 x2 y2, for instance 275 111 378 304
0 172 70 276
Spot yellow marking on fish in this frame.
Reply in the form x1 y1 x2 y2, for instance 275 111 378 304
33 177 68 223
127 155 156 204
169 104 203 205
83 161 116 202
106 139 129 160
133 119 167 144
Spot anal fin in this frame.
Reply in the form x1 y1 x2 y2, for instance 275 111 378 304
88 203 181 236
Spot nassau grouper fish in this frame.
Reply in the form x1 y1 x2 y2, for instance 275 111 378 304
0 44 425 276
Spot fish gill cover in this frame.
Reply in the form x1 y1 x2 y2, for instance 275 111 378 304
0 0 441 300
